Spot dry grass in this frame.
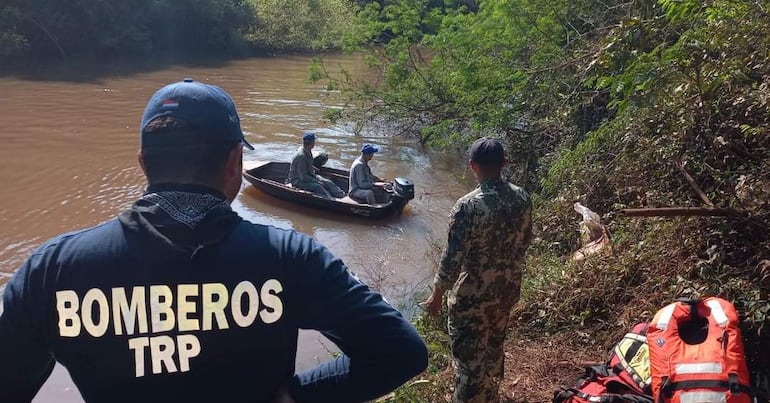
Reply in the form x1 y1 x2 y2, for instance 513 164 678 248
499 333 599 402
394 202 770 402
386 326 606 403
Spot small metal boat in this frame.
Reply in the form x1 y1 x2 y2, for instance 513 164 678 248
243 161 414 218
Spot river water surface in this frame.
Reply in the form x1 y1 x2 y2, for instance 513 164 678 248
0 54 471 402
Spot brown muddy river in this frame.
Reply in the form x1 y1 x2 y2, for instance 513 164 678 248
0 54 471 401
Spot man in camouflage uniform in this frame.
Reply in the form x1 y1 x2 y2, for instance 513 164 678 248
424 137 533 402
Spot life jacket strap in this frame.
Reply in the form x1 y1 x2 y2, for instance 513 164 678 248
661 378 752 397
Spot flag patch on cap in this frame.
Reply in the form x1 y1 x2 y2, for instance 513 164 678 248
161 99 179 108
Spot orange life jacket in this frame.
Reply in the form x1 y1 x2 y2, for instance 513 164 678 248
648 297 751 403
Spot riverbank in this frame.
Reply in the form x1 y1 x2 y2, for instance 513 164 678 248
390 198 770 401
0 49 335 82
0 0 356 64
320 10 770 397
381 315 599 402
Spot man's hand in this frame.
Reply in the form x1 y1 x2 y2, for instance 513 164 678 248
422 288 444 318
374 181 388 187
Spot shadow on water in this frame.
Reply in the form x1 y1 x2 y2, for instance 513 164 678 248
239 185 412 230
0 54 275 83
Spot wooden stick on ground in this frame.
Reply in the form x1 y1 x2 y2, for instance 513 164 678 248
620 207 739 217
674 158 714 206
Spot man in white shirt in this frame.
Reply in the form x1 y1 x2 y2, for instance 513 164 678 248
348 144 385 205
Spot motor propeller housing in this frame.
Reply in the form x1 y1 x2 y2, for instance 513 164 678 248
391 177 414 201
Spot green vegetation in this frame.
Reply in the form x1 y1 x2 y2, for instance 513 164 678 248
3 0 769 398
0 0 358 62
247 0 357 51
313 0 770 398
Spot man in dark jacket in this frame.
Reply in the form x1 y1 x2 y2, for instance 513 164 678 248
0 78 428 403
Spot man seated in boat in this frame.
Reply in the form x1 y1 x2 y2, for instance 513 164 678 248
349 143 388 205
288 132 345 198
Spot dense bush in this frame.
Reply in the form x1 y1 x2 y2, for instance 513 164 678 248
247 0 356 51
0 0 256 60
0 0 358 62
316 0 770 398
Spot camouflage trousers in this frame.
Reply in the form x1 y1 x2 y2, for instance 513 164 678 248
447 288 520 403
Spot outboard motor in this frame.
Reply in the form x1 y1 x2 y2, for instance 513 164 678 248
388 177 414 215
313 153 329 168
392 177 415 201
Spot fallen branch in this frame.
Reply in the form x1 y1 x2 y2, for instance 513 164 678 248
673 158 713 206
620 207 741 217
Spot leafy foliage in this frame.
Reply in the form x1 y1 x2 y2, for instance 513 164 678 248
0 0 256 60
525 0 770 387
0 6 27 57
0 0 358 62
325 0 770 397
314 0 636 190
247 0 357 51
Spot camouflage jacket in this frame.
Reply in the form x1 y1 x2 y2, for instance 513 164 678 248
434 178 533 305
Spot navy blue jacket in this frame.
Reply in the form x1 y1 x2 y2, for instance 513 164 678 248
0 185 427 402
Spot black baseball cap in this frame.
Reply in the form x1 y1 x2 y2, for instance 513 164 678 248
140 78 254 150
469 137 505 165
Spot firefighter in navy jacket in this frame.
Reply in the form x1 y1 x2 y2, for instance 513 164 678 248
0 78 428 403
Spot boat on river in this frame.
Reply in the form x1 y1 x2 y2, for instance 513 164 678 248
243 161 415 218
